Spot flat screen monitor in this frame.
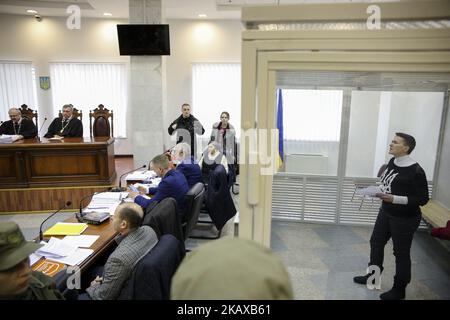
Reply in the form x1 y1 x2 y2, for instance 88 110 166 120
117 24 170 55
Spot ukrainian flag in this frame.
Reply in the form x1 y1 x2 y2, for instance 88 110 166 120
277 89 284 170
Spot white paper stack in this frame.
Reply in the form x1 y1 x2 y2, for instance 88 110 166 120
34 237 94 266
125 170 156 181
83 192 128 216
0 134 20 143
129 177 161 194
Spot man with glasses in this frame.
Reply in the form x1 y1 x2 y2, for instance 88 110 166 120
0 107 37 140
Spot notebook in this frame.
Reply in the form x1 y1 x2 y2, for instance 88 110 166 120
43 222 88 236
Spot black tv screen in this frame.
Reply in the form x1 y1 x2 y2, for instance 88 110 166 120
117 24 170 55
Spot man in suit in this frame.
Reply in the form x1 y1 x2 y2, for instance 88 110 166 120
84 203 158 300
133 154 189 219
168 103 205 159
0 107 37 139
44 104 83 138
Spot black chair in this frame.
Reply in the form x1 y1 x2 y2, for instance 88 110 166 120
181 182 205 240
118 234 185 300
142 197 184 245
190 165 236 240
19 104 38 129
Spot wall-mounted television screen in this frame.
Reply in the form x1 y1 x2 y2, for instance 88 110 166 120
117 24 170 55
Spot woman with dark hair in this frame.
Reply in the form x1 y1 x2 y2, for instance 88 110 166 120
353 132 429 300
209 111 237 186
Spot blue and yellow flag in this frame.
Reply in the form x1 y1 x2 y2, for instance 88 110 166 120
277 89 284 169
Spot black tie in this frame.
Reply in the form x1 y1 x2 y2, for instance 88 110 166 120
62 120 68 128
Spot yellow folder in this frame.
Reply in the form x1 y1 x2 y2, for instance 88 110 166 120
43 222 88 236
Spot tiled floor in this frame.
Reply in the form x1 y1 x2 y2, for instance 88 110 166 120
271 220 450 300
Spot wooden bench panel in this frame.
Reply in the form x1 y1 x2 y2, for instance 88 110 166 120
421 200 450 228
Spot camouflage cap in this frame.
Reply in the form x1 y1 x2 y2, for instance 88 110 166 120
0 222 43 271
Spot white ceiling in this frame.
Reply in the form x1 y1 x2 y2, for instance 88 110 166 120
0 0 405 20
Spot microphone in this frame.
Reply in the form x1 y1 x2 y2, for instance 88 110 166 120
37 117 47 141
76 188 109 222
39 201 72 241
110 164 147 192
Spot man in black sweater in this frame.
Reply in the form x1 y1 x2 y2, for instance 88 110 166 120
353 132 429 300
44 104 83 138
0 107 37 140
168 103 204 159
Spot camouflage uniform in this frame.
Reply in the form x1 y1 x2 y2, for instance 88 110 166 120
0 221 64 300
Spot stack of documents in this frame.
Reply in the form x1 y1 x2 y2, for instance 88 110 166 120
84 192 128 216
33 237 94 266
0 134 20 143
43 222 88 236
125 170 157 181
129 177 161 193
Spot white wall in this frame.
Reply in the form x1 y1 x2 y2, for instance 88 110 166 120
0 15 243 155
164 19 243 150
346 91 381 177
387 92 443 179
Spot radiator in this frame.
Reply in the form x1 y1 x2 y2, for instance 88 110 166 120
285 153 328 174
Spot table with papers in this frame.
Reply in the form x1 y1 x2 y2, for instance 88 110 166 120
82 192 129 216
32 216 118 277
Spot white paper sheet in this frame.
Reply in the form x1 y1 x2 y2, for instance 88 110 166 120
45 248 94 266
36 237 77 257
29 253 43 266
61 235 100 248
355 185 382 197
125 170 156 181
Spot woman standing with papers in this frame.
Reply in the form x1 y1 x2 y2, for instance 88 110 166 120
353 133 429 300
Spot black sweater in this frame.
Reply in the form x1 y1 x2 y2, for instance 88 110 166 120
0 119 37 139
379 157 429 217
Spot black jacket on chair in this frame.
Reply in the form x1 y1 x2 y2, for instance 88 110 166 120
143 197 184 245
205 165 237 231
118 234 185 300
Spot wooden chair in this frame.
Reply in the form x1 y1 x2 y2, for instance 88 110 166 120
58 105 83 121
89 104 113 138
19 104 38 130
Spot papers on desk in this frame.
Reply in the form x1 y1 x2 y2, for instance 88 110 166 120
84 192 128 216
34 237 94 266
125 170 156 181
129 178 161 194
46 248 93 266
355 185 382 197
91 192 128 203
0 134 20 143
62 235 100 248
38 237 77 257
43 222 88 236
29 253 43 266
49 136 64 141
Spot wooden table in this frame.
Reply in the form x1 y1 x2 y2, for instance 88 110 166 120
0 137 116 188
32 217 118 277
0 137 116 213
